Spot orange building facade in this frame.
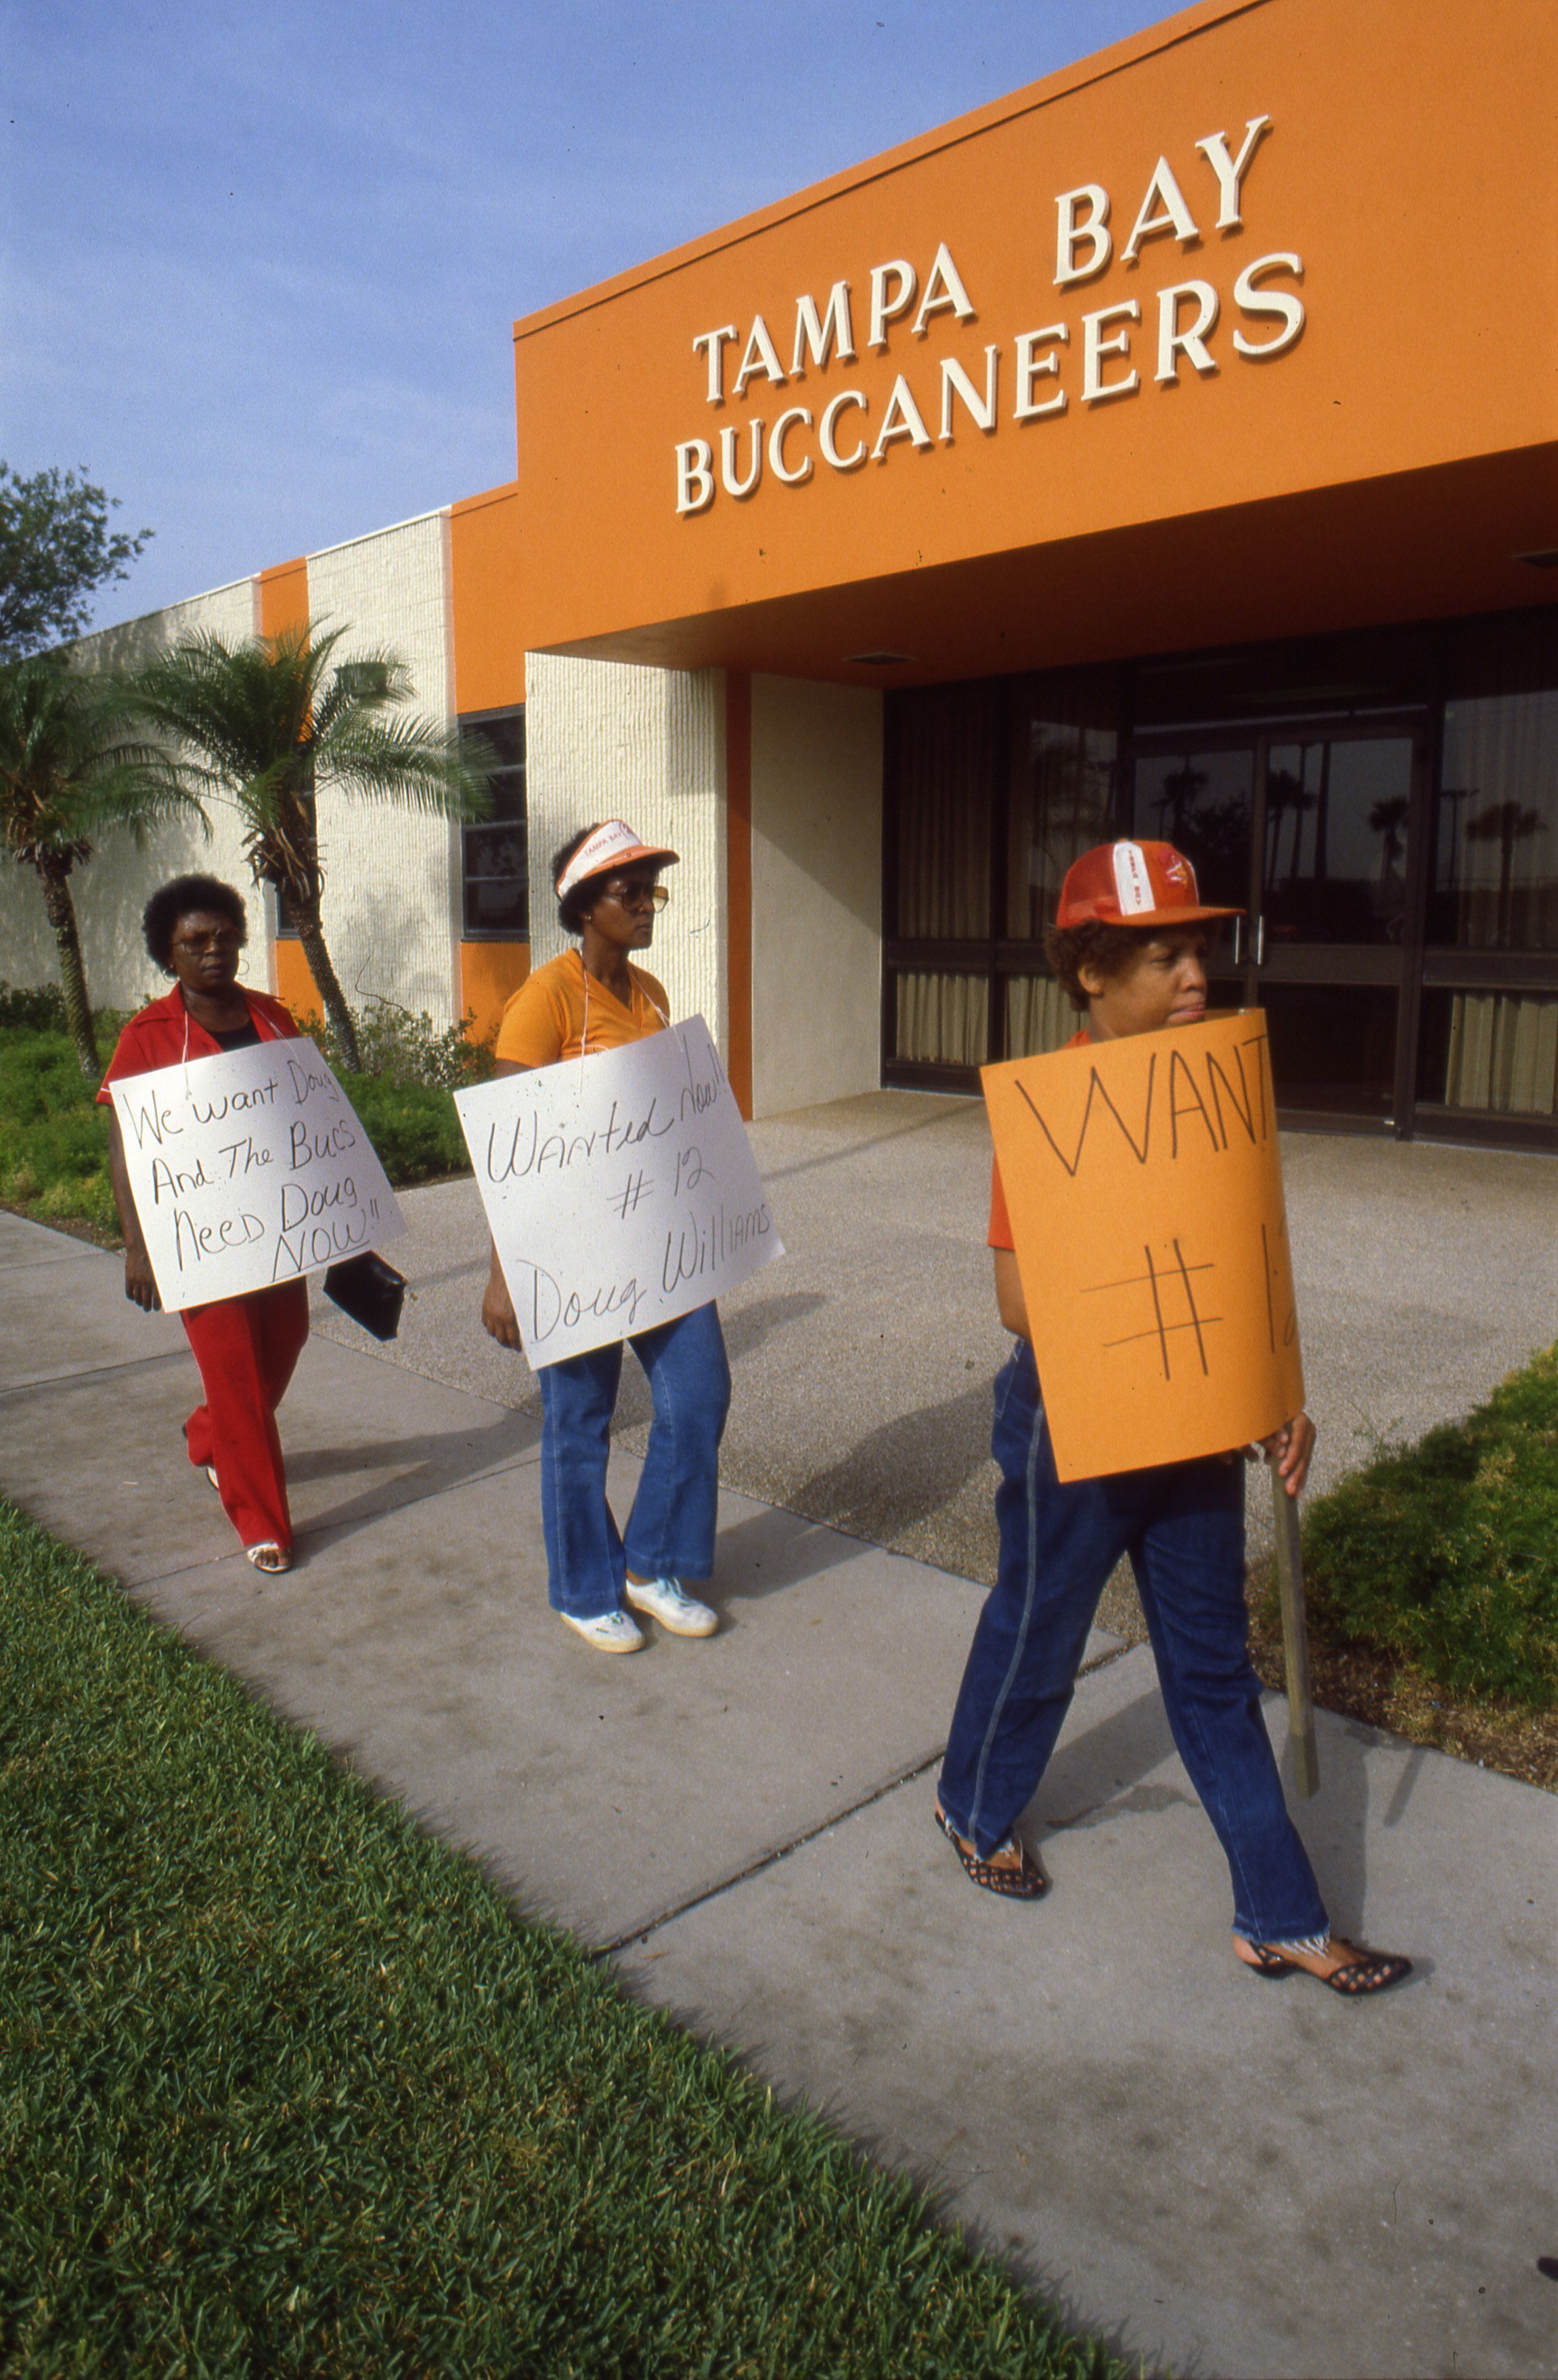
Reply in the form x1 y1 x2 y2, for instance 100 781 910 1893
21 0 1553 1146
507 0 1557 1147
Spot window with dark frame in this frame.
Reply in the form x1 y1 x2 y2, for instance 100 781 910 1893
459 705 528 940
881 608 1557 1150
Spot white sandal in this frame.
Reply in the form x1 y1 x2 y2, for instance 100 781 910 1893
245 1542 291 1574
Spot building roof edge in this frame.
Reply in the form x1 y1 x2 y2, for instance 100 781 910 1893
511 0 1268 344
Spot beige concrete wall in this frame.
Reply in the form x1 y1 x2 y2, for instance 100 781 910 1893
305 511 462 1025
524 652 726 1050
0 577 266 1015
749 675 883 1117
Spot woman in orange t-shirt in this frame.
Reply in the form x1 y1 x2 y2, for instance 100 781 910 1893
481 820 732 1655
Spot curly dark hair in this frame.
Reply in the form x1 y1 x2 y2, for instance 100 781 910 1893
551 827 604 935
1045 920 1157 1012
143 875 248 972
1045 918 1223 1011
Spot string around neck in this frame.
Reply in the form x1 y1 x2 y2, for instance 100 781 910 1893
574 948 668 1092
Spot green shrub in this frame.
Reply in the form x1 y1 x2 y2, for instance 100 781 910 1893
0 1021 118 1232
342 1071 471 1186
0 979 67 1032
313 995 497 1092
1303 1343 1558 1709
0 1008 475 1225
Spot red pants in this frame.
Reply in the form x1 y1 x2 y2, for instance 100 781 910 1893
182 1282 310 1553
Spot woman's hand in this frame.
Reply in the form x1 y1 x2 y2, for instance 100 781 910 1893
481 1251 521 1349
1261 1411 1315 1498
124 1247 161 1311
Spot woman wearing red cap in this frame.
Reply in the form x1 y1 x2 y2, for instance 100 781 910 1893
935 840 1410 1998
480 819 731 1653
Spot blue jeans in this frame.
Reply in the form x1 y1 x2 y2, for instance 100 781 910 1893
939 1339 1327 1944
537 1301 731 1619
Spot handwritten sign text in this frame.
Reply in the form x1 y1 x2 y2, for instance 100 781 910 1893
455 1015 782 1368
110 1038 404 1312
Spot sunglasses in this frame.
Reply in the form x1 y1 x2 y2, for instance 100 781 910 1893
598 878 669 911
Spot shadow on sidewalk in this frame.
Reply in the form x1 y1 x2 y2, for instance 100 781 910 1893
784 1378 994 1545
288 1406 541 1548
1031 1667 1418 1961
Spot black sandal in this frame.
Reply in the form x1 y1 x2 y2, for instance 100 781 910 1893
1240 1937 1411 1996
935 1806 1048 1900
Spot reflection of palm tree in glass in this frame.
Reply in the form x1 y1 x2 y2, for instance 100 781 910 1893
1264 765 1317 889
1029 732 1112 930
1368 792 1409 937
1369 794 1408 877
1152 761 1205 849
1465 799 1544 946
1149 763 1247 903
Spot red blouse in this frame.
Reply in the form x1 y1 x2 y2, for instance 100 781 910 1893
97 985 302 1103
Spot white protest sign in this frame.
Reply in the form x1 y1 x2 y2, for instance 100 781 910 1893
109 1037 405 1313
454 1014 782 1368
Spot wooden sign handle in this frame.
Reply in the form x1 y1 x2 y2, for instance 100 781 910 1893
1271 1469 1320 1799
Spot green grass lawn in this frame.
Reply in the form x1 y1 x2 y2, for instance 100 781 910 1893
0 1013 472 1240
0 1501 1121 2379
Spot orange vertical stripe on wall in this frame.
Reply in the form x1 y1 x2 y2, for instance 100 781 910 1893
258 558 309 642
725 671 753 1120
449 484 525 714
450 484 529 1044
257 560 311 1004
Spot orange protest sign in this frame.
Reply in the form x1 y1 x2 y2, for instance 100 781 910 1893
982 1011 1304 1482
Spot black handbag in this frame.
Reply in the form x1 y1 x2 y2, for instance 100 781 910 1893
324 1250 407 1341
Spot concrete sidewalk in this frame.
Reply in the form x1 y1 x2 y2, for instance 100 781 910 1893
307 1091 1558 1631
3 1122 1556 2377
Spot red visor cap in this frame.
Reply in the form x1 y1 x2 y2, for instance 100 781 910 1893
1056 840 1243 929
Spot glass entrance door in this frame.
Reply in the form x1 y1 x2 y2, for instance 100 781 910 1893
1132 722 1427 1127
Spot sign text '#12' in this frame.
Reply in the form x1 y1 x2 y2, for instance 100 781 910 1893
675 116 1299 514
983 1010 1306 1483
108 1039 405 1314
453 1015 783 1370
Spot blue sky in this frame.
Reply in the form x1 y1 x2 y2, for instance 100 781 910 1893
3 0 1168 629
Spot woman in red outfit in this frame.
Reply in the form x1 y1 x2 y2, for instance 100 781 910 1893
100 874 310 1573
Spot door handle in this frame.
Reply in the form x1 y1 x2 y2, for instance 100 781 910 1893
1230 916 1243 966
1254 914 1267 966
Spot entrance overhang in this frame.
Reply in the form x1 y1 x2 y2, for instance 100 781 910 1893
510 0 1555 688
540 443 1558 687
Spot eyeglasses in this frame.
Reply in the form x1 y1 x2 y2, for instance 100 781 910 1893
599 878 669 911
172 922 243 953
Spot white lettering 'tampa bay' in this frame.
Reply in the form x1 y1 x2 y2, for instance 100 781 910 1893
110 1038 404 1313
454 1014 782 1368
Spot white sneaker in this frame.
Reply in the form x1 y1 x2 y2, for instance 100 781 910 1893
624 1575 718 1637
561 1607 644 1654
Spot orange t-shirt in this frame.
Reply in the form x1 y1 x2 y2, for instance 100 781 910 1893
494 947 670 1069
987 1027 1090 1250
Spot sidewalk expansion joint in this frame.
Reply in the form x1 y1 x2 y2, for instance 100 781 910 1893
596 1745 950 1962
0 1347 192 1399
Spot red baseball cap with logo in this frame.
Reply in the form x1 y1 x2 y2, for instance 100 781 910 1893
1056 840 1243 929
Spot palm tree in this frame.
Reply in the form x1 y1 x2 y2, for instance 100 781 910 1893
0 656 200 1077
122 622 491 1072
1465 799 1544 947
